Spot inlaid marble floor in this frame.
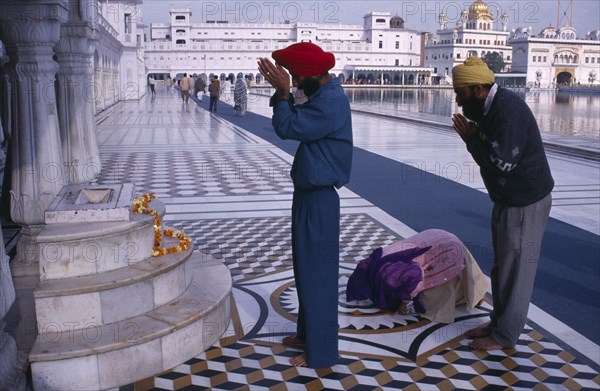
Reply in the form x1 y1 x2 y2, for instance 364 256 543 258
91 89 599 390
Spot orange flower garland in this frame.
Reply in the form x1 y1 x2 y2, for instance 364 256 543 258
132 193 191 257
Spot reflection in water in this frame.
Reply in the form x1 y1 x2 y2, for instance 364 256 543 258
344 88 600 139
555 93 571 104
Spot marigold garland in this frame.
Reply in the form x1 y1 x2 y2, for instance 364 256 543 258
132 193 191 257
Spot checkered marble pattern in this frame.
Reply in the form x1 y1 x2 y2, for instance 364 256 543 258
136 328 599 390
96 149 293 198
131 214 599 391
171 214 398 282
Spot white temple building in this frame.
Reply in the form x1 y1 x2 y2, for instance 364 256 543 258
423 0 512 84
95 0 147 107
144 9 434 85
509 25 600 88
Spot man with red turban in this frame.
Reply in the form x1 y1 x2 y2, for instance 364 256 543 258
258 43 353 368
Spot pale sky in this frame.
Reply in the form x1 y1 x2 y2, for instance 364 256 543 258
142 0 600 36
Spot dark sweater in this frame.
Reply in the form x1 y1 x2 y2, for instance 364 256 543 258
465 87 554 206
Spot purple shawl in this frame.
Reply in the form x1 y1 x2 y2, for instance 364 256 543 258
346 246 431 310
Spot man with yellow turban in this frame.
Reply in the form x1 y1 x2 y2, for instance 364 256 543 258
451 57 554 350
257 43 353 368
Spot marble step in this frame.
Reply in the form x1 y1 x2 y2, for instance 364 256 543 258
35 199 166 281
30 256 232 391
34 236 194 331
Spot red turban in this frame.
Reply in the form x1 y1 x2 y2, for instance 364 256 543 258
272 42 335 77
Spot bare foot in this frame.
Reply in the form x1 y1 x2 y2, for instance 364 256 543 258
465 322 492 339
282 335 305 348
469 336 504 350
290 354 307 367
397 301 409 315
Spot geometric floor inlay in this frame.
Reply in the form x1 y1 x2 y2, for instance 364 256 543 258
135 326 600 391
97 149 293 197
170 214 399 282
132 214 600 390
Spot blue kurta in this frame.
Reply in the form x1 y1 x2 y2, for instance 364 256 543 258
271 78 352 368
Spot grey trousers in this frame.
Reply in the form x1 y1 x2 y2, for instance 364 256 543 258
490 193 552 347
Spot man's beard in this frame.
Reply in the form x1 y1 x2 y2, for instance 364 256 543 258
298 77 321 97
462 95 485 122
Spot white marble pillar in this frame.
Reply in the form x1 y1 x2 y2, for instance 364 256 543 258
0 225 27 390
93 57 102 113
0 41 10 162
103 69 110 108
0 1 69 271
55 0 101 184
0 228 15 338
0 45 19 383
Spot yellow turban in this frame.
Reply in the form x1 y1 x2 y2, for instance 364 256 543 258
452 57 495 87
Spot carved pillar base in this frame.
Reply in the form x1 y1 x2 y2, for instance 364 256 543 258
6 226 40 362
0 329 28 391
1 216 28 391
9 225 43 278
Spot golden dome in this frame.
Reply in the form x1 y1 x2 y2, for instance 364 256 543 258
469 0 493 20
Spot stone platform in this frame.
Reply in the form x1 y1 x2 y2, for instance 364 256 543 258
27 197 232 390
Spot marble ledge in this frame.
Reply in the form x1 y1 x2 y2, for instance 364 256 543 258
36 261 191 330
45 184 135 224
30 261 232 362
34 245 193 298
33 200 165 244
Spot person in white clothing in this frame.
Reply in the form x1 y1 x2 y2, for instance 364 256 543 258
222 76 233 102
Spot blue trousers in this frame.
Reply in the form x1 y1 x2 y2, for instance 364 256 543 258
291 186 340 368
